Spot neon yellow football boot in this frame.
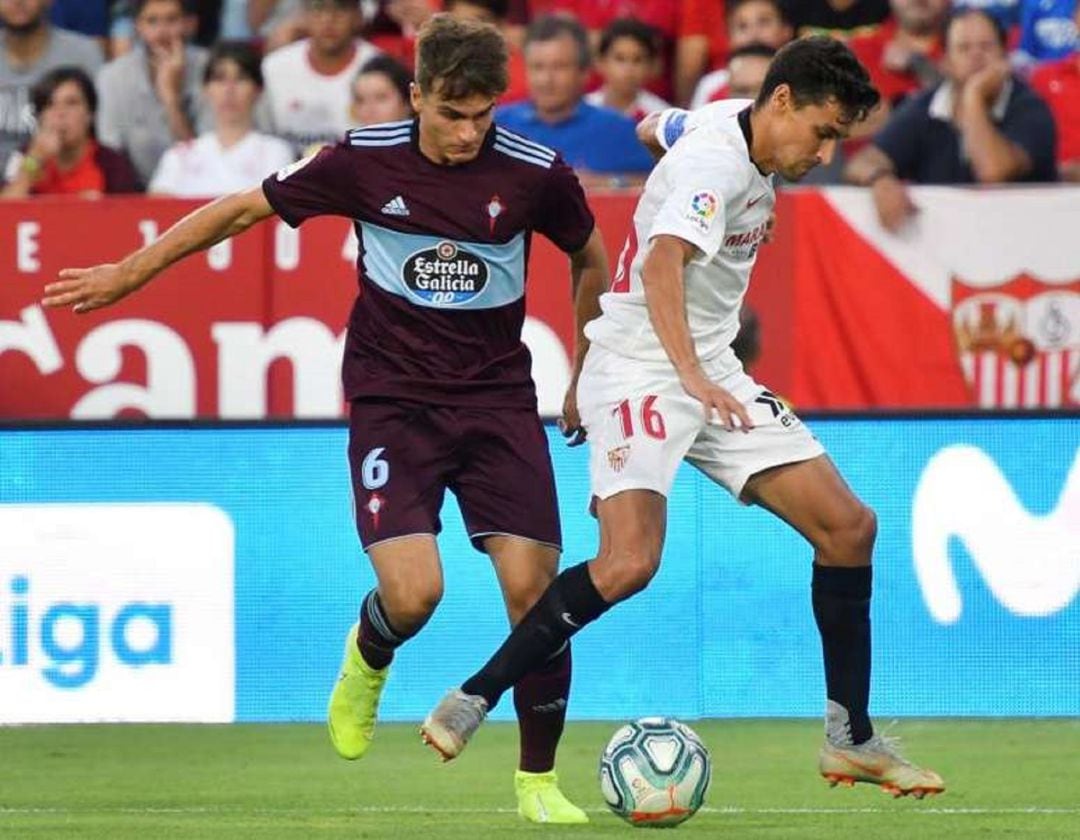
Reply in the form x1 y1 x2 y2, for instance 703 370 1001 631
514 770 589 824
327 623 389 760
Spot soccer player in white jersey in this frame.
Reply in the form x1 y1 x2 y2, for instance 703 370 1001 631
423 37 946 799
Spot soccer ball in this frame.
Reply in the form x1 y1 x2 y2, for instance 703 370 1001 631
599 717 711 827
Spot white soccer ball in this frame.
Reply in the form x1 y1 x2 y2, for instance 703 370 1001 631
598 717 711 827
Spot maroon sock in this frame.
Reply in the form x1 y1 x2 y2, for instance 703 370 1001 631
357 589 403 670
513 643 571 773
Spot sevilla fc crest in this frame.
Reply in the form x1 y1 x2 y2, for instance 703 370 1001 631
952 274 1079 408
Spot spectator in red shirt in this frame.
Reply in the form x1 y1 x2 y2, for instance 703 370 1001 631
446 0 531 103
1030 2 1080 181
691 0 792 106
674 0 726 106
2 66 139 198
849 0 947 109
586 17 670 120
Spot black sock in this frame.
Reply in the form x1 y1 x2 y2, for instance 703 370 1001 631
463 562 610 708
357 589 408 670
812 563 873 745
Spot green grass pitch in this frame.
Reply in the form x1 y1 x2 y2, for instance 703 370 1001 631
1 720 1077 839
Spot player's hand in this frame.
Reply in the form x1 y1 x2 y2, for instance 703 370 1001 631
872 175 918 232
679 369 753 432
559 379 587 446
42 264 142 313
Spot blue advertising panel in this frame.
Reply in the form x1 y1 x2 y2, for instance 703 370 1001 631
1 416 1077 723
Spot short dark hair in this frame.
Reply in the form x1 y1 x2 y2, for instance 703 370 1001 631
357 55 414 104
755 36 879 124
729 42 778 63
945 8 1007 49
726 0 788 26
31 66 97 116
204 41 264 87
524 15 591 70
598 17 661 59
443 0 510 19
416 14 508 99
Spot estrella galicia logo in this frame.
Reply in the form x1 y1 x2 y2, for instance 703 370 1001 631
402 240 490 306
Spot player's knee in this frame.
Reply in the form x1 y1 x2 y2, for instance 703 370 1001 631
597 545 661 601
380 579 443 632
821 503 877 565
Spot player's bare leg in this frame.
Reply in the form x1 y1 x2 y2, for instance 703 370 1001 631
422 491 666 762
330 535 443 759
743 455 945 797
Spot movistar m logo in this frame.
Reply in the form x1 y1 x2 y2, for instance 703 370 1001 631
911 445 1080 623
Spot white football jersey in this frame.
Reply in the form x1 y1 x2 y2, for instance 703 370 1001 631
262 38 381 152
584 99 775 366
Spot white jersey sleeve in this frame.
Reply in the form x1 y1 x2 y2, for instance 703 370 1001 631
645 131 750 266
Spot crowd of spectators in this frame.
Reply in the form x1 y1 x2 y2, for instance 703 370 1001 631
0 0 1076 204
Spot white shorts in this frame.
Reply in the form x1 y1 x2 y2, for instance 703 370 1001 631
578 344 825 502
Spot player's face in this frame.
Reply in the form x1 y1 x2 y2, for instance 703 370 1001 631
944 15 1005 84
204 59 260 123
352 71 411 127
728 2 793 51
598 37 654 98
525 34 588 116
0 0 48 31
306 1 359 58
136 0 186 52
412 84 496 165
727 55 771 99
768 89 852 180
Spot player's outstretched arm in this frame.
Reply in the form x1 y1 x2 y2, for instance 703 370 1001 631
561 227 610 446
643 234 753 432
42 186 277 314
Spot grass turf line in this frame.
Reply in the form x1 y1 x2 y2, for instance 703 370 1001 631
1 720 1077 839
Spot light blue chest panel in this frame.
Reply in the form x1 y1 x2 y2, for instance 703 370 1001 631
358 221 526 309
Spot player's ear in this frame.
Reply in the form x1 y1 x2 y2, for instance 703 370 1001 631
771 83 793 114
409 82 423 114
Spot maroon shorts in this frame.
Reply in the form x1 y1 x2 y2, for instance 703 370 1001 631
347 399 562 552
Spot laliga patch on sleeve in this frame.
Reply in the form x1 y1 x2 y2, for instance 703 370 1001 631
276 151 318 182
685 190 719 234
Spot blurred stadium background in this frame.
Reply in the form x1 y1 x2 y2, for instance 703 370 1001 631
1 0 1078 837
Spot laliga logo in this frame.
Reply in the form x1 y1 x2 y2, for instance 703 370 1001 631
911 445 1080 623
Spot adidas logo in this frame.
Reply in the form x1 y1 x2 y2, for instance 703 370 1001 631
381 195 410 217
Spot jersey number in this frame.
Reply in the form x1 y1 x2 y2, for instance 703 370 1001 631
361 447 390 490
615 396 667 440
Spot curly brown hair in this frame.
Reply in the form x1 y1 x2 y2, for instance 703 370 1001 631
415 14 508 100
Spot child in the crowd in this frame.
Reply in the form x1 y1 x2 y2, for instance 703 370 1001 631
586 17 670 121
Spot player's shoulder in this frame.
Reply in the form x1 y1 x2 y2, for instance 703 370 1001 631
343 120 415 155
490 124 560 172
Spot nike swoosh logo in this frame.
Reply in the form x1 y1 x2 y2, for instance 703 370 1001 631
747 194 767 208
560 612 580 628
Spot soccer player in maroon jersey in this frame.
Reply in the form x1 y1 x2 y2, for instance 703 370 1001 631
42 15 610 824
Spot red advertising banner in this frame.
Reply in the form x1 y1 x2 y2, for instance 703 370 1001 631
2 187 1076 419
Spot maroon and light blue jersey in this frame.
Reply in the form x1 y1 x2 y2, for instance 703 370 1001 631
262 119 595 409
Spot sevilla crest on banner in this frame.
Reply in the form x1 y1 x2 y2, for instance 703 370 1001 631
952 274 1080 408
